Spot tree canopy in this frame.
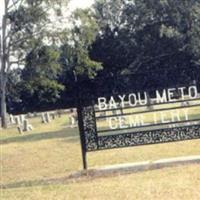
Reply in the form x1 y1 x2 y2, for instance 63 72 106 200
91 0 200 76
2 0 200 118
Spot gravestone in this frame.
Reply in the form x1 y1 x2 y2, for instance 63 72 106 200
57 110 62 118
19 115 25 124
181 101 190 106
41 112 51 123
41 113 47 123
15 116 21 126
17 126 23 134
98 111 106 121
69 115 76 128
17 119 33 133
33 112 38 117
51 112 56 120
23 119 33 131
9 114 15 124
112 110 118 115
69 109 78 128
27 113 35 118
45 112 51 123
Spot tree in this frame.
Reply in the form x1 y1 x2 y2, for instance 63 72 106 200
19 45 64 111
60 8 102 80
91 0 200 78
6 68 22 113
56 8 103 107
0 0 68 128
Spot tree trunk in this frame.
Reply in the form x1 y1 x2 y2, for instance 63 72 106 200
1 4 8 129
0 74 7 129
0 49 8 128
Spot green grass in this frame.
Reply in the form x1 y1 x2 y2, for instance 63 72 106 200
1 114 200 200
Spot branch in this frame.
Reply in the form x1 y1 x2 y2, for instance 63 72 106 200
4 28 13 42
191 60 200 66
12 0 18 9
128 52 177 71
7 0 22 11
9 19 59 48
5 0 10 8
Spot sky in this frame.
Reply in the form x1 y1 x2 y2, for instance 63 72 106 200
0 0 95 68
0 0 94 26
68 0 94 11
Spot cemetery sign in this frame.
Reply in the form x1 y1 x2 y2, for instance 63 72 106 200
76 68 200 169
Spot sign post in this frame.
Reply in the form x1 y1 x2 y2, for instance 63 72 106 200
74 71 87 170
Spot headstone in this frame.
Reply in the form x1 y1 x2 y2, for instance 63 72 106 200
15 116 21 126
69 115 76 128
27 113 34 118
19 115 25 124
112 110 118 115
45 112 51 123
57 110 61 118
23 119 33 132
41 112 51 123
9 114 15 124
181 101 189 107
41 113 47 123
69 109 78 128
17 126 23 134
99 111 106 121
51 112 56 120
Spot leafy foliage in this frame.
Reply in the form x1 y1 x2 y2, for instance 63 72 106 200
60 8 102 79
91 0 200 76
19 46 64 111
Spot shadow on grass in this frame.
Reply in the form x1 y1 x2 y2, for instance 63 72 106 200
1 176 71 189
0 128 79 145
1 168 127 190
1 171 93 190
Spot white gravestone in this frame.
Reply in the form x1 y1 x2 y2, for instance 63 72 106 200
41 113 47 123
45 112 51 123
51 112 56 120
69 110 78 128
19 115 25 124
9 114 15 124
15 116 21 126
41 112 51 123
23 119 33 132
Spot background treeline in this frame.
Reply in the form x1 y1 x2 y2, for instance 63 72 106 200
5 0 200 113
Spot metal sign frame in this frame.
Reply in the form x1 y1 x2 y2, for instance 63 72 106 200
76 68 200 170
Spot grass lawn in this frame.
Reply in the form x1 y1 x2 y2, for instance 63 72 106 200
1 114 200 199
2 164 200 200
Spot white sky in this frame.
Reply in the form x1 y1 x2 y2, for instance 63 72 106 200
0 0 94 68
68 0 94 11
0 0 94 26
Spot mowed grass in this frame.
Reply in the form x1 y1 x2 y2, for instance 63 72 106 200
2 164 200 200
1 114 200 199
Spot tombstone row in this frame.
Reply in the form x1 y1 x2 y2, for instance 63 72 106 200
4 109 78 133
9 114 33 134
